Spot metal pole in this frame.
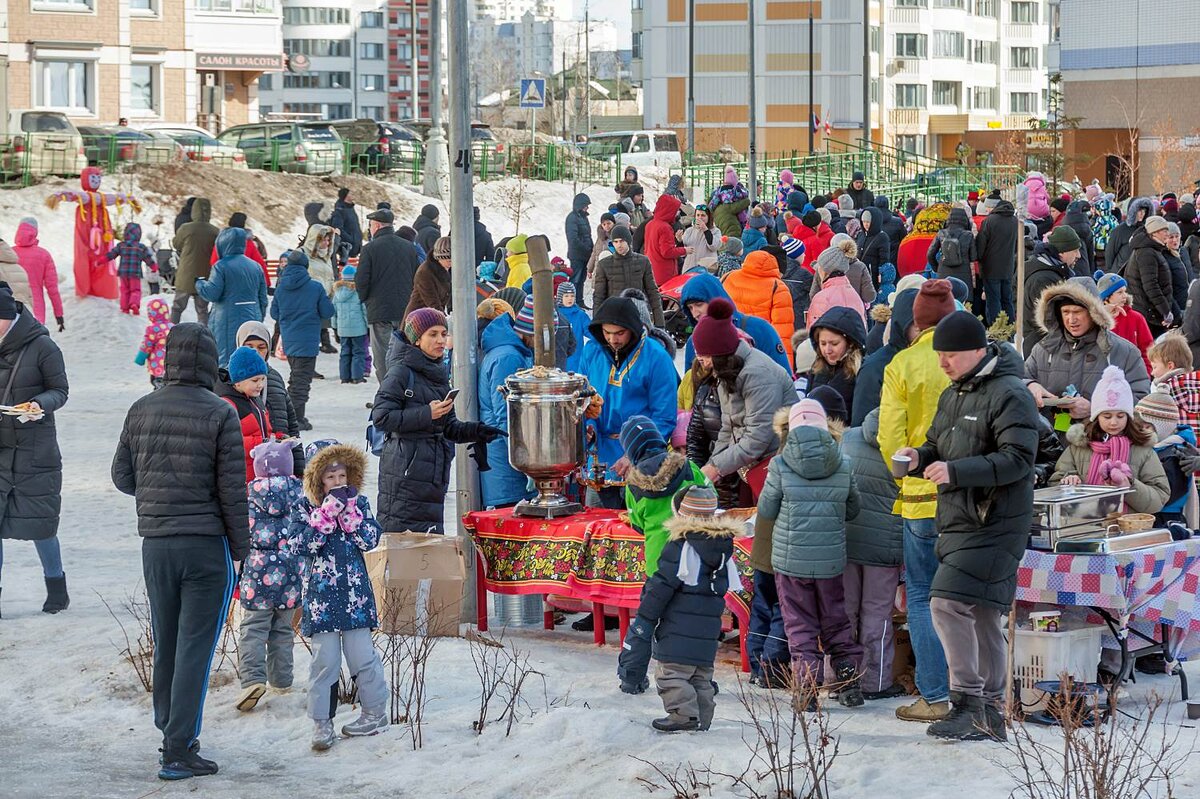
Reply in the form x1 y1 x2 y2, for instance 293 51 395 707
862 0 871 149
808 5 814 154
448 0 479 623
687 0 695 161
423 0 447 198
747 0 758 202
410 0 419 120
584 2 591 135
562 50 567 140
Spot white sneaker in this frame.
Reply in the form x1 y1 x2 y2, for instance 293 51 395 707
311 720 336 751
340 710 389 737
236 683 266 712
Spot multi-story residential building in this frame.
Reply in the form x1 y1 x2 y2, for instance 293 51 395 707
472 0 569 20
187 0 284 128
259 0 389 120
634 0 1050 158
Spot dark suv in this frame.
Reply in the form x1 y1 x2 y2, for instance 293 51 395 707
327 119 423 174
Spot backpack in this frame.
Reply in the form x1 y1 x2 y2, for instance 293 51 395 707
939 232 964 268
365 365 414 456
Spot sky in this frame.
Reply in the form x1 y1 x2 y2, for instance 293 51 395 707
574 0 631 32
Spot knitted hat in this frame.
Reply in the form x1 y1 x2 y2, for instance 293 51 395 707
720 236 743 256
611 224 632 244
556 281 576 304
802 209 821 229
912 279 956 331
600 212 615 224
1095 271 1127 301
433 236 452 259
1144 216 1170 235
852 171 866 182
476 297 514 321
837 194 854 211
342 264 357 279
614 212 631 227
228 345 268 384
421 203 439 220
815 245 850 276
507 234 528 254
724 166 738 186
946 276 970 303
1136 391 1181 442
892 273 927 307
1091 365 1135 420
251 439 294 479
493 286 527 314
984 189 1003 210
304 438 339 461
779 168 795 184
19 216 36 230
932 310 987 352
691 298 740 357
780 235 805 260
1047 224 1082 252
619 414 667 464
337 187 351 201
1050 196 1070 213
748 207 768 229
513 296 542 336
286 249 310 270
236 320 272 348
817 208 832 225
404 307 447 344
788 399 828 431
672 484 719 518
807 385 847 424
968 190 980 203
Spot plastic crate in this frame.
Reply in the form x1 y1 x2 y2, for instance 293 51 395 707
1012 626 1104 711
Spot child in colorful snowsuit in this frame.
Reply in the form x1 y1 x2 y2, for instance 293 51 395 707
215 346 275 481
290 442 388 751
621 416 709 578
618 485 741 732
105 221 156 314
134 297 173 389
332 264 369 383
236 439 304 712
1134 391 1199 527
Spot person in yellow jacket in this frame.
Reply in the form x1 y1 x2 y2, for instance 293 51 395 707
876 279 956 724
505 234 531 288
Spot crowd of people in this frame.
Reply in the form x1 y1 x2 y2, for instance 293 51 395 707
6 160 1200 780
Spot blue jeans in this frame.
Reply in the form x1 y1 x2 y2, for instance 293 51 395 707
747 569 789 681
339 334 367 381
983 278 1014 326
0 535 64 581
903 518 949 703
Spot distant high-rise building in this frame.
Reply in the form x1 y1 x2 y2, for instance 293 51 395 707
472 0 571 21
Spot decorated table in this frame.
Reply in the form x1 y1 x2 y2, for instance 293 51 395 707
463 507 756 671
1016 538 1200 704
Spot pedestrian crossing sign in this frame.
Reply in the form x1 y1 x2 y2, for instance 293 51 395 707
519 78 546 109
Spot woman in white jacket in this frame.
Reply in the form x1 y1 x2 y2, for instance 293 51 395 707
301 223 337 353
682 205 721 272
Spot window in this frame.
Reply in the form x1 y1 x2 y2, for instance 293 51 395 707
361 105 384 119
973 0 995 15
284 39 351 57
896 134 925 155
932 80 959 106
972 86 997 109
359 43 383 59
283 71 350 89
1009 92 1037 114
32 0 92 9
895 0 927 6
895 33 927 58
130 0 154 11
629 135 650 154
870 26 880 54
361 74 384 91
894 83 927 108
934 0 964 8
392 10 411 27
283 103 319 115
1010 1 1038 23
1010 46 1038 68
392 43 412 60
360 10 383 27
259 105 273 116
392 75 412 91
933 30 964 58
326 103 351 119
130 64 157 111
631 31 643 60
282 7 349 24
197 0 273 11
870 78 880 103
971 40 997 63
35 59 93 112
259 73 272 91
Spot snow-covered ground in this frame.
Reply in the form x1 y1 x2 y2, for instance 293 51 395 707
0 174 1198 798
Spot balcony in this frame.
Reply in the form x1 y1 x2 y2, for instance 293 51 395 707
1003 23 1038 40
890 7 922 24
889 108 928 131
1004 67 1036 85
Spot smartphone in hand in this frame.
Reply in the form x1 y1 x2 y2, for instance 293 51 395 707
445 388 460 403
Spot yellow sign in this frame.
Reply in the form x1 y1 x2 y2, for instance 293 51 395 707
987 120 1003 129
1025 131 1060 149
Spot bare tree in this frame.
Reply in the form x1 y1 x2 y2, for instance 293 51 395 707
374 587 444 749
99 587 155 693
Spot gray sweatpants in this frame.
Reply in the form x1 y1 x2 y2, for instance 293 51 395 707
843 563 902 694
930 597 1007 706
170 291 209 326
370 322 396 384
237 607 296 689
655 662 716 727
308 628 388 721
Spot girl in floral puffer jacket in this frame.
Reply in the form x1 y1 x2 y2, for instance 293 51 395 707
134 297 172 389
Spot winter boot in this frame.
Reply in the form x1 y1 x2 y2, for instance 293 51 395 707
158 747 217 780
927 692 992 741
984 703 1008 742
236 683 266 712
311 720 336 751
895 696 951 722
833 660 864 708
341 709 389 737
863 683 908 700
42 574 69 614
320 328 337 354
652 715 700 733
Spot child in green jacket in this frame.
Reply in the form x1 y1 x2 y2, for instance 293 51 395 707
621 415 709 577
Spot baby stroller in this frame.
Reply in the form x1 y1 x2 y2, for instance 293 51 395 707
659 269 703 349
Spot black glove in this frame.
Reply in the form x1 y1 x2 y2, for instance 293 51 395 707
616 616 653 694
55 316 65 332
328 486 357 506
468 441 491 472
477 424 506 444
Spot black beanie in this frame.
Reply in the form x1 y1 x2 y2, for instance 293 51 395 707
228 212 247 228
932 310 987 352
337 187 350 200
802 210 821 229
0 283 16 320
611 224 632 244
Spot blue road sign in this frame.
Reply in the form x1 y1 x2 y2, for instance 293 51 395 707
519 78 546 109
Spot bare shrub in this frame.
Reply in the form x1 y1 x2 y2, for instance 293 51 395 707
631 756 714 798
98 587 154 693
375 587 445 749
467 627 549 736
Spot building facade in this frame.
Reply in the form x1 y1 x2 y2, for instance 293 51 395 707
635 0 1050 158
187 0 284 129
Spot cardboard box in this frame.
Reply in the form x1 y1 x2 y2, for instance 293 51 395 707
365 532 467 637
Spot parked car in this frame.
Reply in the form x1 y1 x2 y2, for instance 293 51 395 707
584 130 680 169
0 109 88 178
78 126 186 167
397 119 507 176
216 121 344 175
327 119 423 175
137 124 248 169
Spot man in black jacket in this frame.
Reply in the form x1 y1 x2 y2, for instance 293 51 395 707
1126 216 1175 337
356 208 420 383
896 312 1037 743
873 196 907 266
329 187 362 265
473 206 494 267
846 171 875 210
111 323 250 780
413 204 441 256
565 192 594 300
975 199 1019 325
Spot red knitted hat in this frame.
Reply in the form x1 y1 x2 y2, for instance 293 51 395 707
912 279 956 331
691 298 741 357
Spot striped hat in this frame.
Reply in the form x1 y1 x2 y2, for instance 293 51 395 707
403 307 447 344
556 281 576 304
619 415 666 464
672 485 719 519
1136 390 1181 442
780 235 805 260
512 295 556 336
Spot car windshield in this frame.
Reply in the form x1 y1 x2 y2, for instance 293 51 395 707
301 125 338 143
583 135 629 157
114 130 153 141
471 127 495 141
384 125 417 141
21 113 72 133
165 131 222 147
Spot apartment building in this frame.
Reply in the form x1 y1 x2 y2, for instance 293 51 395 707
258 0 389 120
634 0 1051 157
187 0 284 128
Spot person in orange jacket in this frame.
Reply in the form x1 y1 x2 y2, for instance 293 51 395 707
721 250 795 368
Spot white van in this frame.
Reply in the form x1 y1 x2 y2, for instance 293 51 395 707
584 130 682 169
2 110 88 178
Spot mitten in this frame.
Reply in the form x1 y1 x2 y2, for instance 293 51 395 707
56 316 65 332
616 616 653 695
134 349 149 366
307 502 340 535
321 492 347 515
339 498 364 532
328 486 356 506
1108 462 1132 487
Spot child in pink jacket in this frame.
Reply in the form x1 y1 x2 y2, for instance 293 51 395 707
12 218 64 330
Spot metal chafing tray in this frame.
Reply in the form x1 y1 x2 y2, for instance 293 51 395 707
1053 528 1175 554
1029 485 1131 550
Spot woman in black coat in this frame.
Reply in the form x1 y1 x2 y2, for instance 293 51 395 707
0 285 69 614
855 207 892 286
370 308 502 533
684 365 740 508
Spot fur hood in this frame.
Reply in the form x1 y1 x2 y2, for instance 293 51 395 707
1065 423 1089 447
663 513 742 540
773 407 845 443
870 303 892 324
625 450 688 493
1035 279 1114 338
333 279 357 291
791 328 809 351
303 443 367 504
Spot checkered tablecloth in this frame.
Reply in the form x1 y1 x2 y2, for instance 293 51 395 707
1016 539 1200 657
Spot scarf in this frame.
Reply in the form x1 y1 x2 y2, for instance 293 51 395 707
1086 434 1131 487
